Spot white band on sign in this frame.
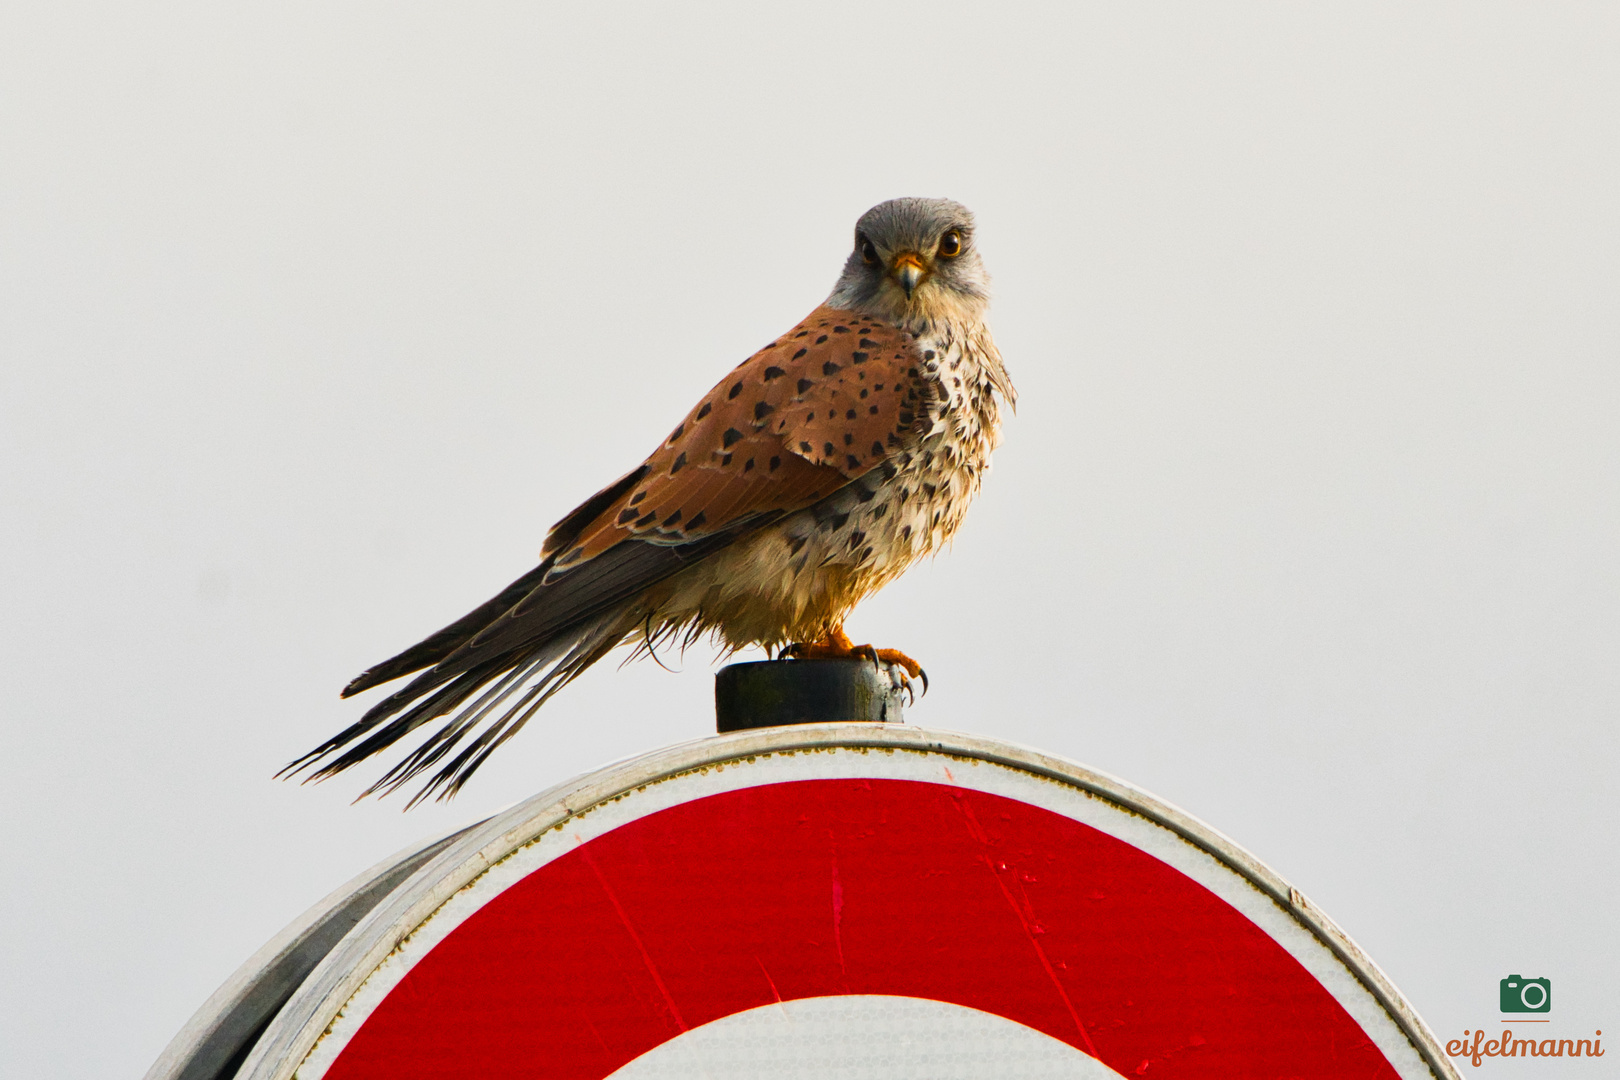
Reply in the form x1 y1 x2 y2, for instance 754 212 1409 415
606 996 1126 1079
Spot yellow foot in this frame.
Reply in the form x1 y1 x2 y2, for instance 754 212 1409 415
781 628 928 694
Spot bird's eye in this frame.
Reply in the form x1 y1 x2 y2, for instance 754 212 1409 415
937 229 963 258
858 234 878 265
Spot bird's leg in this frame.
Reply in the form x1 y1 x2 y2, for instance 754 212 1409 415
781 626 928 693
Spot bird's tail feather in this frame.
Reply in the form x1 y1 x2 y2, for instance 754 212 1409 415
281 604 640 806
279 658 501 782
288 515 757 805
347 648 560 797
394 611 637 807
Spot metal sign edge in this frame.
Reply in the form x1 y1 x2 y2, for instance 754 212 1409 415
143 824 482 1080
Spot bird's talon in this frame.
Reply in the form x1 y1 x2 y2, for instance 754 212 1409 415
779 635 925 700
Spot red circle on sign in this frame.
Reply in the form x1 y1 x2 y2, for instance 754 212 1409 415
323 779 1398 1079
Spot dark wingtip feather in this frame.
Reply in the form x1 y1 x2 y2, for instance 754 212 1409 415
338 559 555 699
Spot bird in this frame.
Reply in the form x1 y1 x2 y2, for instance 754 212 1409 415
283 197 1016 805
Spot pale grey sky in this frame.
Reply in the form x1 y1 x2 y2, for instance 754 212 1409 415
2 3 1616 1077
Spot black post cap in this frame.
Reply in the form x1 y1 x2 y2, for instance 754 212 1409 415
715 659 906 733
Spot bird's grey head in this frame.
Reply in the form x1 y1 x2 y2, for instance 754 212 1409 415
828 197 989 324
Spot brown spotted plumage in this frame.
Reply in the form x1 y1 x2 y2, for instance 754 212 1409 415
554 309 925 567
285 197 1014 803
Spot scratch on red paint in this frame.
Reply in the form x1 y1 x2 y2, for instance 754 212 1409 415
579 846 688 1033
754 954 784 1005
754 954 794 1021
949 791 1101 1059
583 1018 612 1058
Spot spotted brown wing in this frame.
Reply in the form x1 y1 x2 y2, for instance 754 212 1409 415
550 305 929 570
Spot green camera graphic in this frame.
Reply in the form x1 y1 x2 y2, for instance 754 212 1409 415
1500 974 1551 1013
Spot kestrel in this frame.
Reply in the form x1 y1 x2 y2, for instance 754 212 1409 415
287 197 1015 803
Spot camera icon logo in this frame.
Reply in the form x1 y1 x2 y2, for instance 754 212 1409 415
1499 974 1551 1013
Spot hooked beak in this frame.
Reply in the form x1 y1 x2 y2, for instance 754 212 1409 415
891 252 926 298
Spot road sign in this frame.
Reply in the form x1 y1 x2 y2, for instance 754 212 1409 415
206 724 1456 1079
